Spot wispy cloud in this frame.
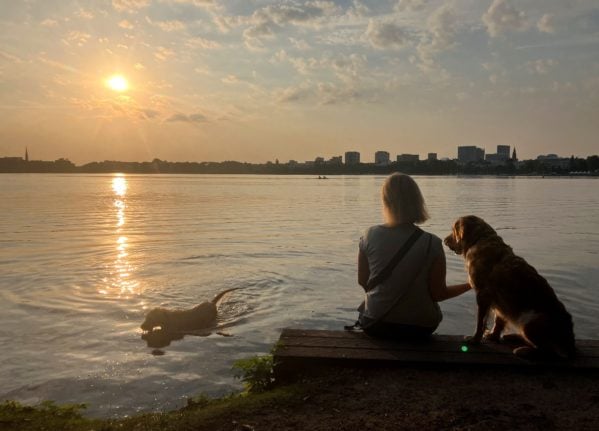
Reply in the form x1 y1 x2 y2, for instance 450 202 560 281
166 112 207 123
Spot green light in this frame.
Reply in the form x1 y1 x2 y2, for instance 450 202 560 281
460 345 469 353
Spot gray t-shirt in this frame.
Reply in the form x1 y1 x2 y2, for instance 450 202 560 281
359 224 443 328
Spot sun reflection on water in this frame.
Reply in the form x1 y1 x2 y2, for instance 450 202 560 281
100 175 140 298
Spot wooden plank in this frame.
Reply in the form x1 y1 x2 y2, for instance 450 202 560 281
279 329 599 356
273 329 599 375
279 335 599 358
280 334 507 352
281 328 464 342
275 345 528 366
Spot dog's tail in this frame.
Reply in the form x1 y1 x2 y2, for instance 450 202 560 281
211 288 239 306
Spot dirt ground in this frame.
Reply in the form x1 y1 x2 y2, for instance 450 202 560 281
199 366 599 431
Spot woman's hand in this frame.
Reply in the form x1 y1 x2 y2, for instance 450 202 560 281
428 251 471 301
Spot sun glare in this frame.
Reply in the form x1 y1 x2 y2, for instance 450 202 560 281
106 75 129 92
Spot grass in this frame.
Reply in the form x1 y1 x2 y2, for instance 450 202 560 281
0 353 300 431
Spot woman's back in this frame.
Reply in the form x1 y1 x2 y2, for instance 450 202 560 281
359 223 443 329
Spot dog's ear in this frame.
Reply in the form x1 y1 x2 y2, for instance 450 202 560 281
454 218 464 243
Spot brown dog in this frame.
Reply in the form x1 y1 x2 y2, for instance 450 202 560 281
141 288 237 333
444 215 575 358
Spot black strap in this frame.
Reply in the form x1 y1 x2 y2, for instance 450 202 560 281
365 227 424 292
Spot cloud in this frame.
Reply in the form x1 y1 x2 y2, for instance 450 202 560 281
366 19 410 49
166 112 207 123
185 37 221 50
395 0 427 12
118 20 134 29
138 108 161 119
154 46 175 61
316 82 358 105
112 0 149 13
168 0 218 8
0 49 23 64
329 53 367 84
275 84 311 103
242 1 339 48
417 3 457 67
537 13 555 34
221 74 239 84
482 0 527 37
75 9 94 20
65 31 92 46
155 20 186 32
526 59 557 75
41 18 59 27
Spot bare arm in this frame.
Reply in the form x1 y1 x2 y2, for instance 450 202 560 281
428 251 471 302
358 249 370 290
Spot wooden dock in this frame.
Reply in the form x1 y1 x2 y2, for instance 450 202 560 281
273 328 599 379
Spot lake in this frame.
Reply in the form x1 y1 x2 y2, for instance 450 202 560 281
0 174 597 417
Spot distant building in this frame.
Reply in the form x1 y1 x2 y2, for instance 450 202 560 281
485 145 511 165
458 146 485 164
375 151 390 166
512 147 518 162
314 157 325 165
25 147 29 162
345 151 360 165
288 160 298 166
397 154 419 163
497 145 510 160
327 156 342 166
537 154 570 169
427 153 438 161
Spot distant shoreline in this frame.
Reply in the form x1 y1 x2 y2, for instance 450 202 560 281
1 171 598 178
1 156 598 176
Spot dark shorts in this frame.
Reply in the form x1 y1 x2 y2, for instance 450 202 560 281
360 316 436 340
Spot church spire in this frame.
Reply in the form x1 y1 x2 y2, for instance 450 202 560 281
511 147 517 162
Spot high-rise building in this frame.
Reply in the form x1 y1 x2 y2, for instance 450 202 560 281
25 147 29 162
427 153 437 161
375 151 390 165
458 146 485 163
345 151 360 165
512 147 517 161
497 145 510 160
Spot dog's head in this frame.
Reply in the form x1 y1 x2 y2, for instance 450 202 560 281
444 215 497 255
141 308 167 331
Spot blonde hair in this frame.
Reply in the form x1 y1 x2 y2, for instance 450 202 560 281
381 173 429 225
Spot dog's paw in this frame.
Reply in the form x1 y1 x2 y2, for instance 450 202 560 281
483 331 501 342
464 335 481 345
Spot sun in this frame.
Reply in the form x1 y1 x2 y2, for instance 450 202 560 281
106 74 129 92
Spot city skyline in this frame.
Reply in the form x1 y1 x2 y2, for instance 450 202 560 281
1 1 599 164
3 144 595 166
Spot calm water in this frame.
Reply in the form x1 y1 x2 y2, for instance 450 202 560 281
0 174 597 416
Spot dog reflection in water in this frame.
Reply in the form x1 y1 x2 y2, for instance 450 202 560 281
141 288 237 351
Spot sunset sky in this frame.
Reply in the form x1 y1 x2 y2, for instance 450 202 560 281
1 0 598 164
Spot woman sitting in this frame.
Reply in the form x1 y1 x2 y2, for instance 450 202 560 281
357 173 470 339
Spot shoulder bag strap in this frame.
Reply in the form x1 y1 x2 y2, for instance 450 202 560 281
365 226 424 292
